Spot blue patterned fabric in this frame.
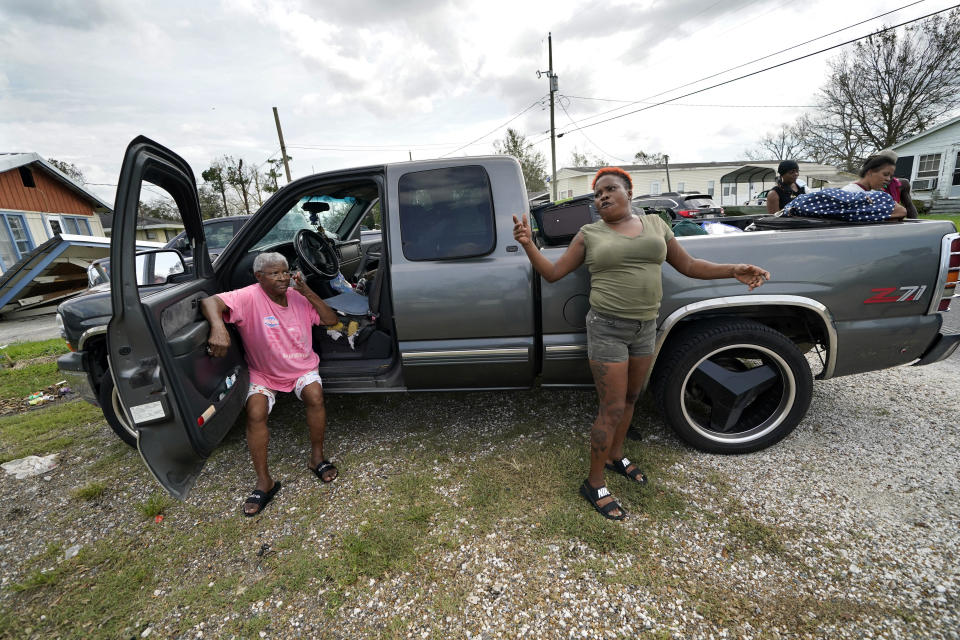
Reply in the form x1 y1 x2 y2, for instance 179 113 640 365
782 188 895 222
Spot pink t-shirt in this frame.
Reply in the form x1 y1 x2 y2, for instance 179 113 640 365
216 284 321 391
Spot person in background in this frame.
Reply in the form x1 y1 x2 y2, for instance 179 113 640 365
842 154 908 219
873 150 919 219
766 160 805 214
201 252 340 517
512 167 770 521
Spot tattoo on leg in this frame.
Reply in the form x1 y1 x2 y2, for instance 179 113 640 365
590 361 608 398
591 424 611 455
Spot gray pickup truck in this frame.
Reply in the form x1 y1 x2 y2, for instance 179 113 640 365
57 137 960 498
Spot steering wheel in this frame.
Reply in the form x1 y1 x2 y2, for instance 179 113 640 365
294 229 340 279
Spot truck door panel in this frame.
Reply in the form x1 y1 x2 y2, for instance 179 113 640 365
538 252 593 386
108 137 247 499
387 160 537 389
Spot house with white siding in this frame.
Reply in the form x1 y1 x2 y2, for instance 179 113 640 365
891 115 960 204
554 160 846 206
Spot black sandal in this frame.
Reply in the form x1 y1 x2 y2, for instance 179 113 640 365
605 456 648 485
243 481 281 517
579 479 626 521
310 459 338 483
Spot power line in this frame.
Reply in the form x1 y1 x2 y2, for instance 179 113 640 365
440 95 548 157
560 0 929 132
289 141 466 150
556 3 958 136
561 95 817 108
557 99 630 164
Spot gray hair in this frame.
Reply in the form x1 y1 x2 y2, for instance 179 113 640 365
253 252 288 273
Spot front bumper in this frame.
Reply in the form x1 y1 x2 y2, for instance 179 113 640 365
913 332 960 367
57 351 98 406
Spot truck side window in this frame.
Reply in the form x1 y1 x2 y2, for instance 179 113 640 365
398 166 495 261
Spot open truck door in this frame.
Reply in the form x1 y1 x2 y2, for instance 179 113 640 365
107 136 248 499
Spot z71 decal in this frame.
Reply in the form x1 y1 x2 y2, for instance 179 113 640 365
863 285 927 304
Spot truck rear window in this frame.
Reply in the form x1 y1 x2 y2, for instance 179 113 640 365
398 166 496 261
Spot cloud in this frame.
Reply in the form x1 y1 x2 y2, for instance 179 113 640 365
0 0 113 29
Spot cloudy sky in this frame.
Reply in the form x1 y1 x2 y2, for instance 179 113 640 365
1 0 955 204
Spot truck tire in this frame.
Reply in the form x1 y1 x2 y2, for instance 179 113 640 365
97 372 137 448
652 319 813 454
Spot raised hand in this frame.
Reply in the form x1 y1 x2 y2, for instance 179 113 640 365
512 213 532 247
734 264 770 291
290 270 311 295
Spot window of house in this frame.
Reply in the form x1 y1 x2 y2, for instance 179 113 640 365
145 230 157 240
916 154 942 189
62 216 92 235
650 181 661 196
398 165 495 261
18 167 36 188
676 182 685 192
707 180 715 197
917 154 941 178
0 213 34 270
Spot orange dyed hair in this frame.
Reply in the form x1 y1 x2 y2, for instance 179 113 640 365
591 167 633 191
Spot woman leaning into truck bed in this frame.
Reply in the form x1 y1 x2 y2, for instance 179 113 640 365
512 167 770 520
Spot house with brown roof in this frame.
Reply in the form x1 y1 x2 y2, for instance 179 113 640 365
0 153 110 272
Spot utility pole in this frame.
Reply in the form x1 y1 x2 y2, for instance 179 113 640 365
272 107 292 183
664 154 671 192
538 33 558 201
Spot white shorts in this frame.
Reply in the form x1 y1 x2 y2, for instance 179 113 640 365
245 371 323 414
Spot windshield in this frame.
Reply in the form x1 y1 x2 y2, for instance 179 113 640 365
250 195 367 250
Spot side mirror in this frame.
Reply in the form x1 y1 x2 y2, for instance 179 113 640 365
137 249 186 286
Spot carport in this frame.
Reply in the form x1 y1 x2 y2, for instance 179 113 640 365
719 165 776 206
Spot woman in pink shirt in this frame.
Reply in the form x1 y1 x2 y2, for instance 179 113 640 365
202 252 339 516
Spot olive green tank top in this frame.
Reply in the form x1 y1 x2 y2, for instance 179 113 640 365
580 214 675 321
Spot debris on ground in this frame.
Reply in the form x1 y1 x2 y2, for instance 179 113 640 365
1 453 59 479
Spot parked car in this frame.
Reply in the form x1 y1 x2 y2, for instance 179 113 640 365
632 192 724 219
58 136 960 499
745 190 770 207
84 215 250 288
164 215 251 267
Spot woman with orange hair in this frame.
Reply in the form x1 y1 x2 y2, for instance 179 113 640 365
513 167 770 520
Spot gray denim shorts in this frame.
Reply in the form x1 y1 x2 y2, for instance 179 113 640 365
585 309 657 362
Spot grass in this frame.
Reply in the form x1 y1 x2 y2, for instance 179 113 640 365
71 481 107 501
0 400 104 463
0 339 932 639
136 492 173 518
0 338 70 402
0 338 68 361
922 212 960 231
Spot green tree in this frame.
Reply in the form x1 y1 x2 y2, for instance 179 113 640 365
201 162 230 217
47 158 86 184
198 185 225 220
263 158 286 194
223 157 252 215
137 198 179 222
493 128 547 193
